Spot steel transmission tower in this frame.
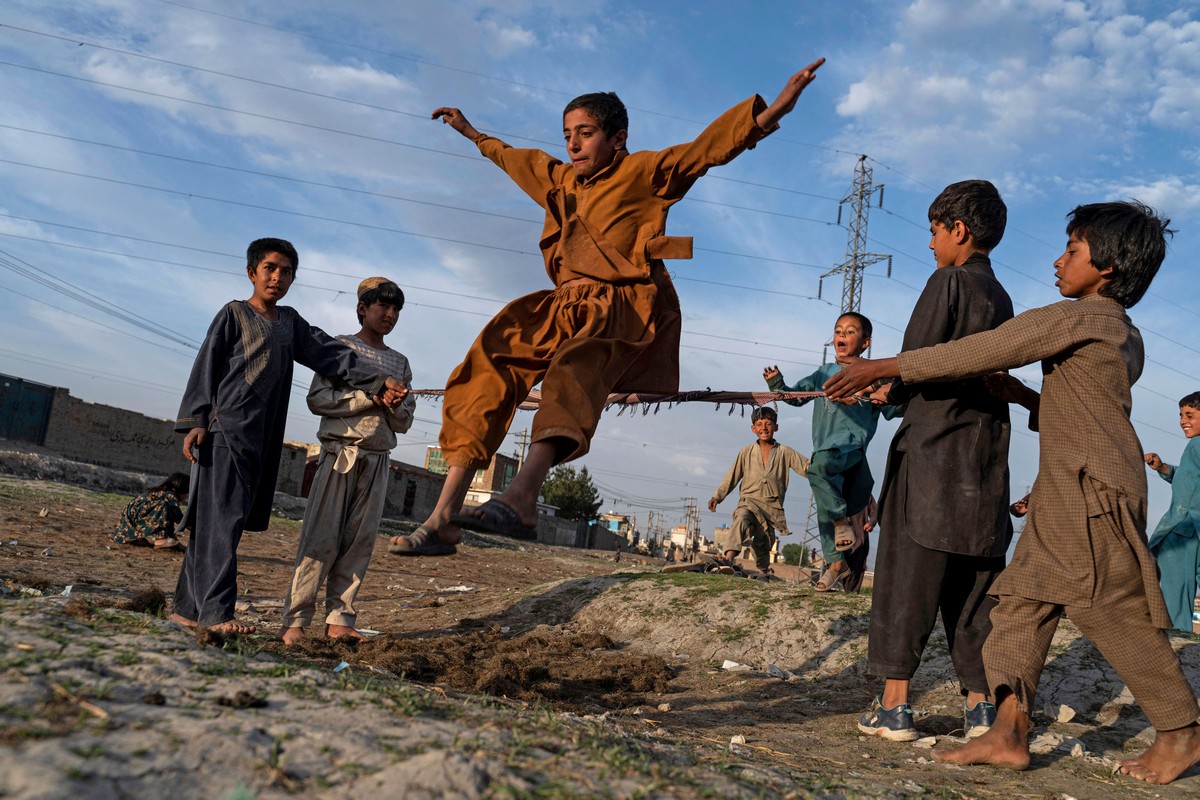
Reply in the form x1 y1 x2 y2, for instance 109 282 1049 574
799 155 892 576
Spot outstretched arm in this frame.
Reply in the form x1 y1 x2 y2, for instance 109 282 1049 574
756 58 825 130
824 356 900 400
431 107 481 141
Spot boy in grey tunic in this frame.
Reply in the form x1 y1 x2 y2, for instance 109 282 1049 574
281 278 415 644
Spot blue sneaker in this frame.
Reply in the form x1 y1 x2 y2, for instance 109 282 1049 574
964 699 996 739
857 695 919 741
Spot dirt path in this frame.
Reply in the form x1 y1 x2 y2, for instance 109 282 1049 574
3 473 1200 798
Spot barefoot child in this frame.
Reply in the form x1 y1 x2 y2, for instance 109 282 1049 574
280 278 416 644
172 240 409 634
1145 391 1200 632
826 202 1200 785
112 472 189 550
764 312 899 590
857 180 1014 742
708 407 810 571
390 58 827 555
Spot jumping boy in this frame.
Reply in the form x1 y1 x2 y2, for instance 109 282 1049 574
825 202 1200 785
763 312 899 590
280 278 415 644
390 58 826 556
708 406 810 571
856 180 1014 742
172 240 408 634
1145 391 1200 632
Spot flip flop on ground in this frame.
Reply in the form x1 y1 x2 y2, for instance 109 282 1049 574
388 525 457 556
450 499 538 540
814 562 847 592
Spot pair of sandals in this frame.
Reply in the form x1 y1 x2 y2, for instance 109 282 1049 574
388 499 538 557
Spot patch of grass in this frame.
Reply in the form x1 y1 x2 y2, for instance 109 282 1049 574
112 650 140 666
193 662 233 677
70 743 106 759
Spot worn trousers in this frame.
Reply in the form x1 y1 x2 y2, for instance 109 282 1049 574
714 507 775 570
281 449 389 629
439 281 657 469
809 448 873 566
985 511 1200 730
868 527 1004 693
173 432 254 626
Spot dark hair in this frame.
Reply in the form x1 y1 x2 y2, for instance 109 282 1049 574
357 282 405 324
1180 391 1200 410
751 406 778 423
563 92 628 140
150 472 189 498
246 238 299 274
1066 201 1172 309
837 311 873 341
928 179 1007 251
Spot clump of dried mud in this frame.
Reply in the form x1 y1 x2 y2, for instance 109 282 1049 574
262 627 674 712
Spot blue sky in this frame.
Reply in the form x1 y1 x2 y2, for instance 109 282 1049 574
2 0 1198 553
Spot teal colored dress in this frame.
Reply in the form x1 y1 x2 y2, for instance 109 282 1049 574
112 490 183 544
1148 436 1200 631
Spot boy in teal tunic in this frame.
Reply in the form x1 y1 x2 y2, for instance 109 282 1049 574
1145 391 1200 631
764 312 899 589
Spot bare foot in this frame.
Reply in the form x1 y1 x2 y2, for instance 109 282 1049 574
933 723 1030 770
326 624 367 641
1119 725 1200 784
169 613 197 628
204 619 256 635
280 626 305 645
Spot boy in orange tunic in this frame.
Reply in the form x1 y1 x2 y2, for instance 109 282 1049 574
391 58 826 555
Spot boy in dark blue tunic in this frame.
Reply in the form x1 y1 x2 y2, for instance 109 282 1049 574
170 238 408 633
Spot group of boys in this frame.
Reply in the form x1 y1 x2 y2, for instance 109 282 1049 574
166 54 1200 785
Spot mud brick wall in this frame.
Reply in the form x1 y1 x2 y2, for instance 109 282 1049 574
43 388 187 476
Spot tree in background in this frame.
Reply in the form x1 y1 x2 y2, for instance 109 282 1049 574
540 465 602 521
781 543 807 566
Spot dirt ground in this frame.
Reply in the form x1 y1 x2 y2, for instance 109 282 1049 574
3 470 1200 799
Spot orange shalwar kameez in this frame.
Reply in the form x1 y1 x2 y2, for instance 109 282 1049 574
440 95 774 469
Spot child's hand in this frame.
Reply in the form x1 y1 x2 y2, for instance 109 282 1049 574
381 377 409 407
763 365 781 382
757 58 826 130
182 428 207 464
707 497 719 513
1144 452 1165 473
1010 497 1029 518
432 107 480 139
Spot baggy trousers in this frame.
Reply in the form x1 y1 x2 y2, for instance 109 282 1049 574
808 448 873 566
281 449 389 629
439 281 657 469
868 525 1004 694
985 510 1199 729
173 432 256 626
714 506 775 570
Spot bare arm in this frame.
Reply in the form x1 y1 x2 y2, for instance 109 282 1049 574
431 107 481 140
756 58 825 130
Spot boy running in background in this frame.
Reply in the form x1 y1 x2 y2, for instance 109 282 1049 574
764 311 899 590
280 278 416 644
172 239 408 634
826 202 1200 785
857 180 1014 742
390 58 827 555
1145 391 1200 632
708 406 810 571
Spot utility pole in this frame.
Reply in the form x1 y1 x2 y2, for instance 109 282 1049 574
515 427 529 470
800 155 892 573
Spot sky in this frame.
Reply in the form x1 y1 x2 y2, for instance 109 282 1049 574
1 0 1198 556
